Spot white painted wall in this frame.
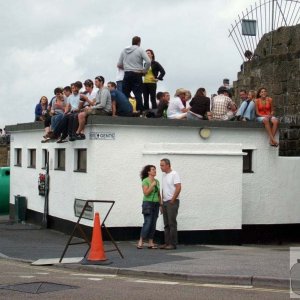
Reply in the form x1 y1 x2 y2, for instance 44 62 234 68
9 122 300 231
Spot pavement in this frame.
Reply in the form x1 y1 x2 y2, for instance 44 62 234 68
0 215 295 289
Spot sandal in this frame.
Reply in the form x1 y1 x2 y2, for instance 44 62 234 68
41 137 51 143
57 137 68 143
148 245 158 249
136 245 143 249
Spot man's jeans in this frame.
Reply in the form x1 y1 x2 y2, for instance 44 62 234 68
122 71 144 111
140 202 160 239
162 199 180 246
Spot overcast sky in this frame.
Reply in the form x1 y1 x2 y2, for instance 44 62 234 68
0 0 255 129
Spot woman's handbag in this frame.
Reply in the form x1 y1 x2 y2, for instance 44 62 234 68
142 183 157 215
142 202 152 215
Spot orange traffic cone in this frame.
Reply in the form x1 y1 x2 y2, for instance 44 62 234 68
81 212 111 265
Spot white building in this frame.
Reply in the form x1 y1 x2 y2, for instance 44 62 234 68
6 117 300 244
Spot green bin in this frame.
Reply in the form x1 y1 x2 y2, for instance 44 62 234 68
0 167 10 214
15 195 27 223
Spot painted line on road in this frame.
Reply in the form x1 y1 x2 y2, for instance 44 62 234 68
122 277 289 294
71 273 117 278
130 279 179 285
87 278 104 281
202 283 252 289
18 275 35 278
181 282 289 294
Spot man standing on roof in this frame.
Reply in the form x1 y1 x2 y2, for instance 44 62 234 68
117 36 151 113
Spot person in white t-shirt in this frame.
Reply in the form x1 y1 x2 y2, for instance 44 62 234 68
68 79 97 141
167 88 189 119
159 158 181 250
116 67 124 92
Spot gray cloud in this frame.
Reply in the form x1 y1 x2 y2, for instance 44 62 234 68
0 0 254 128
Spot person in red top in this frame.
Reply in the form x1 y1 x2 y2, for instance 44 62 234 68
255 87 279 147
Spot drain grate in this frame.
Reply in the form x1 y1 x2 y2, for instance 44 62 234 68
0 282 78 294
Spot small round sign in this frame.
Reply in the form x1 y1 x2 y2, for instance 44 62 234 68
199 128 211 139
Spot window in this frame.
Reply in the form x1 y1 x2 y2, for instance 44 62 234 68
243 150 253 173
28 149 36 168
42 149 48 169
74 149 87 172
14 148 22 167
55 149 65 171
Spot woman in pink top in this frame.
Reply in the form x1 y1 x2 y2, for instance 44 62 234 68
255 87 279 147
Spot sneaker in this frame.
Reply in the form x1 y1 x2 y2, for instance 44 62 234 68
132 111 141 117
75 133 86 140
159 244 168 249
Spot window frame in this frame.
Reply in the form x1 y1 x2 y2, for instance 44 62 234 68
55 148 66 171
14 148 22 167
242 149 254 173
27 149 36 168
41 149 48 169
74 148 87 173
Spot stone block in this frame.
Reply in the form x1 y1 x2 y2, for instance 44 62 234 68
287 93 299 106
272 26 292 46
288 140 297 150
287 80 300 92
273 61 289 81
286 150 295 156
279 129 288 139
279 140 287 150
279 150 286 156
271 84 284 95
287 129 299 140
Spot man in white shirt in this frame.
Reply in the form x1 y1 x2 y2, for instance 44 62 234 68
167 88 189 119
69 79 97 141
160 158 181 250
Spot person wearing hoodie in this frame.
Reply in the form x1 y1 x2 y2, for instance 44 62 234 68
117 36 151 113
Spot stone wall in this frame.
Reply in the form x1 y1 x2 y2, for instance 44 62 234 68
0 137 10 167
233 24 300 156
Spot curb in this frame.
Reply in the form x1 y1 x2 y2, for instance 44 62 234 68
252 276 290 288
57 264 290 289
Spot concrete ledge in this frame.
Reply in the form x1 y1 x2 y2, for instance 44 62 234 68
5 116 290 132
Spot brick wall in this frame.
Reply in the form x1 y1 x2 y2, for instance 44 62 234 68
0 137 10 167
279 127 300 156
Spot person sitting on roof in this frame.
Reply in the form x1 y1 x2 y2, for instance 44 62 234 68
107 81 133 117
167 88 189 120
211 86 236 120
187 88 211 120
235 90 256 121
